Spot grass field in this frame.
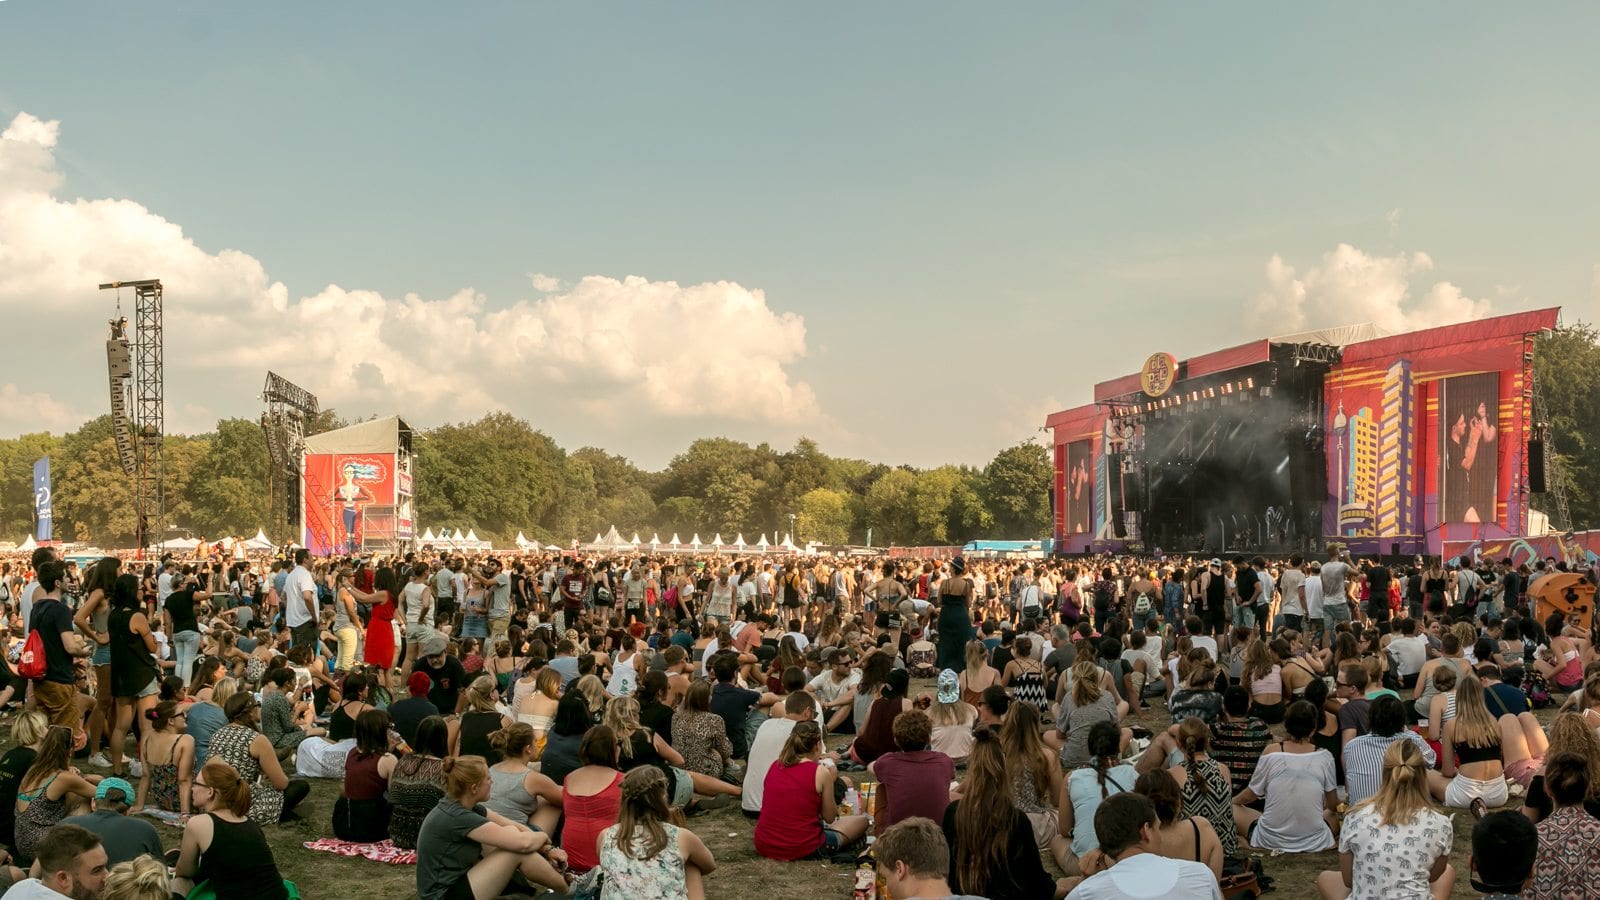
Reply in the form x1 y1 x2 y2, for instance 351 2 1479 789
14 694 1529 900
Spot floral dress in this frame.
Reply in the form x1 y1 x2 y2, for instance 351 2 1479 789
208 723 283 825
598 821 687 900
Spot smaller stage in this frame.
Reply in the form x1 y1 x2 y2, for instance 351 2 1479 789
301 416 416 556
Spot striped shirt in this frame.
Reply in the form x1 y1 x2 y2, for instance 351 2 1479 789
1342 731 1436 807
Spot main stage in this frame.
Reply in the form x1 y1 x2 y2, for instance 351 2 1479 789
1045 308 1561 558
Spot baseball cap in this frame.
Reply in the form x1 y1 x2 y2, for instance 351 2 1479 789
1209 558 1222 567
96 777 136 802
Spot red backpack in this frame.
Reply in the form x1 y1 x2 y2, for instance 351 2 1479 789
17 628 45 680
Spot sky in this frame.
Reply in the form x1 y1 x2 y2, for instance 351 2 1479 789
2 3 1598 470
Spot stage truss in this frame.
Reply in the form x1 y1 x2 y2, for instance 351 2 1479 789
100 280 164 552
261 372 319 544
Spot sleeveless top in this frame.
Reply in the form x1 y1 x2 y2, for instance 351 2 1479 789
388 756 446 849
1181 756 1239 858
458 711 504 765
753 760 823 860
598 821 687 900
563 771 623 873
607 652 639 697
195 815 289 900
342 751 389 800
486 766 539 821
333 588 353 630
1417 657 1468 712
328 702 360 742
402 582 432 630
14 773 67 864
109 606 158 697
146 735 183 811
1011 660 1048 713
209 723 284 825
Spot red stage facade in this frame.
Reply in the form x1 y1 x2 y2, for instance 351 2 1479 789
1046 308 1561 557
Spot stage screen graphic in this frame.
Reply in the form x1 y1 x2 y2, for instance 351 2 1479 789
1064 441 1092 534
1438 373 1501 524
302 452 395 555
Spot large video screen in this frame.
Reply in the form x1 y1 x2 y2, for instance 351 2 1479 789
1064 440 1092 534
1438 372 1501 524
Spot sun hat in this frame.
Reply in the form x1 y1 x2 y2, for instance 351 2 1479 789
937 669 960 705
950 557 966 575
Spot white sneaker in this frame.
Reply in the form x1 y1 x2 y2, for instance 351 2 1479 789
87 752 111 769
126 760 143 778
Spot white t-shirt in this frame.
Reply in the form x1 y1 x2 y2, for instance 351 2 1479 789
157 571 174 603
1389 634 1429 677
1189 635 1219 661
1278 569 1306 615
1304 576 1325 618
1320 561 1351 604
741 717 797 813
784 631 811 653
1066 853 1222 900
1246 749 1337 852
19 581 39 633
282 565 319 628
808 669 860 706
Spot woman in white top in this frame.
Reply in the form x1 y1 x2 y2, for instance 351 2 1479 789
705 569 735 624
607 640 645 698
517 668 562 757
400 564 434 641
927 670 977 763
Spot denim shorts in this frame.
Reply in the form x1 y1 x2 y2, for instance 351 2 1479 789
806 827 844 858
1323 601 1352 623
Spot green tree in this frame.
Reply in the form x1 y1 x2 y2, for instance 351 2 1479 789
1536 324 1600 529
53 418 136 546
656 496 703 537
704 470 759 536
415 413 569 542
0 432 62 540
982 442 1052 538
864 469 918 545
188 419 272 538
794 487 854 545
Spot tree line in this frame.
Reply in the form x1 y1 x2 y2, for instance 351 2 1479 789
0 411 1051 549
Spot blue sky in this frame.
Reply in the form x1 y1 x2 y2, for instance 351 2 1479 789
1 3 1596 467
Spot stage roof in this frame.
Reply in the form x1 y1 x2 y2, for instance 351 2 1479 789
303 415 414 454
1059 307 1561 425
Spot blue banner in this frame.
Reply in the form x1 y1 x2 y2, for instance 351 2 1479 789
32 456 51 543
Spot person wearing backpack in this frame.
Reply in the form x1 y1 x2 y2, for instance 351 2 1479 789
22 560 92 733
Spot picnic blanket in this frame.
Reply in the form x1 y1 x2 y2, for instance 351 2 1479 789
302 837 417 865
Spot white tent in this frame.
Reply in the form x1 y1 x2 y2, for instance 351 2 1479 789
158 537 200 551
629 532 642 547
668 534 682 548
648 533 662 549
779 533 799 552
756 534 770 552
733 533 747 551
18 535 37 553
515 532 533 549
421 528 437 543
710 533 724 548
689 534 703 551
244 529 274 551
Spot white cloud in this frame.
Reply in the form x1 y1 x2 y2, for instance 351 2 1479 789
0 384 86 436
1249 243 1493 334
0 111 824 451
1386 207 1402 238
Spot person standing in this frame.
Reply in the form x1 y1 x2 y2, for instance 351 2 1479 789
282 550 319 651
25 560 91 734
162 570 211 686
934 559 975 673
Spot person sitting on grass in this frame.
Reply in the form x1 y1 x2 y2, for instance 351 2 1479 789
333 709 399 843
1341 694 1435 808
868 709 955 834
1316 739 1455 900
1132 768 1223 878
61 776 163 868
415 754 569 900
1066 792 1222 900
1523 750 1600 900
2 824 107 900
874 816 985 900
943 728 1062 899
598 766 719 900
754 720 869 860
483 723 563 834
102 853 171 900
1469 810 1537 898
171 759 291 900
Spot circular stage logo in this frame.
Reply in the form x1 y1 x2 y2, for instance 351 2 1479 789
1141 352 1177 397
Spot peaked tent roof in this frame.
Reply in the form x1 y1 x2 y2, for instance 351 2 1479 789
302 415 414 454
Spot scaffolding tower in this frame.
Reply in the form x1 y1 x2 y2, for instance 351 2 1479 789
99 279 163 552
261 372 319 543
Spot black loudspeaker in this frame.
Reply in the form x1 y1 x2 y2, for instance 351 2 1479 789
1529 439 1547 493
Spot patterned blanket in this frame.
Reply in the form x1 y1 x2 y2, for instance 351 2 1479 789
302 838 417 865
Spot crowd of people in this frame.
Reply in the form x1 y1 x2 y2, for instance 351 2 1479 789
0 542 1594 899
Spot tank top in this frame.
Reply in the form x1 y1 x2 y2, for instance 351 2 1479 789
606 652 639 697
342 751 388 801
457 711 504 765
753 760 824 860
1417 657 1467 711
402 582 432 629
333 588 353 630
562 771 623 873
1205 572 1226 612
196 815 289 900
1011 660 1048 713
328 702 360 742
109 606 158 697
487 766 539 821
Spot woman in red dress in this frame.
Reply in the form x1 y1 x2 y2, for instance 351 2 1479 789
362 566 399 699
